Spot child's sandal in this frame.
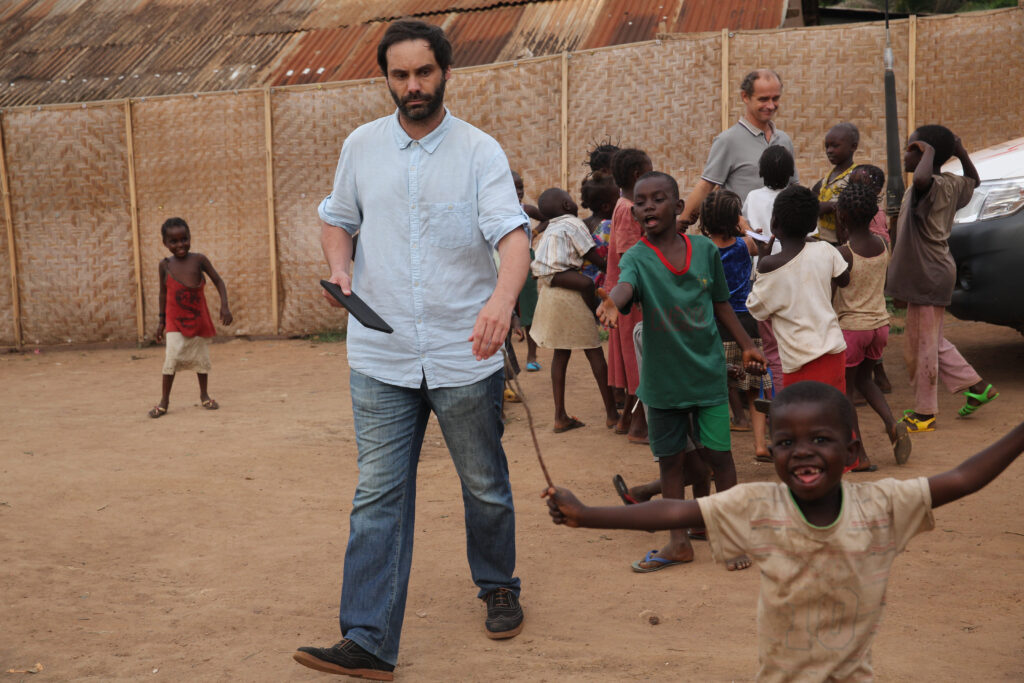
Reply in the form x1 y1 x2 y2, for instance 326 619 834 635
957 384 998 417
900 409 935 433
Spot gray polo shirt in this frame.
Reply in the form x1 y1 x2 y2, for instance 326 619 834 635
701 118 797 201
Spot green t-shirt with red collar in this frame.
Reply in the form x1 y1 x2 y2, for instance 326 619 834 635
618 234 730 409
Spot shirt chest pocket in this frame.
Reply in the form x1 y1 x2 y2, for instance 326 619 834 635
426 201 475 248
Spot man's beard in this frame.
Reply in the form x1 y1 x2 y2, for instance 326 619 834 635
390 77 447 121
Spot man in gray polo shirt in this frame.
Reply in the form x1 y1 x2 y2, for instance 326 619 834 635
682 69 797 225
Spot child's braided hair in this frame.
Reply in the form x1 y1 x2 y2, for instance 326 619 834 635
611 148 650 190
851 164 885 196
584 140 620 175
699 189 743 238
837 181 878 229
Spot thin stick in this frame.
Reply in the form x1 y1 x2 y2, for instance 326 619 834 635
502 348 554 489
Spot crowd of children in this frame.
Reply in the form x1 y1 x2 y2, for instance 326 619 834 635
510 117 1008 591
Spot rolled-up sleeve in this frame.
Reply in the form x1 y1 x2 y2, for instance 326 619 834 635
701 134 732 186
477 148 529 247
318 137 362 235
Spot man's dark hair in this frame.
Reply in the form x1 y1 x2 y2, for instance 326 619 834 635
758 146 795 190
771 185 819 239
635 171 679 200
770 380 856 439
913 124 956 166
161 216 190 239
837 181 878 229
377 20 453 75
611 148 650 190
740 68 782 96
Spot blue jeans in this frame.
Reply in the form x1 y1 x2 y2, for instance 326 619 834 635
339 369 519 665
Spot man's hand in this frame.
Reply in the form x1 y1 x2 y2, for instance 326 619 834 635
155 322 165 343
322 271 352 307
469 295 513 360
544 487 585 527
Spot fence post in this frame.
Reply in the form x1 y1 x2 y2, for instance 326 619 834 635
263 88 280 335
560 52 569 191
721 29 730 133
0 111 21 348
907 15 917 143
124 99 145 343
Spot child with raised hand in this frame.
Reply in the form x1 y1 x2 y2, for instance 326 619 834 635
886 125 997 432
834 182 910 469
596 171 766 572
547 380 1024 682
746 185 851 393
529 187 619 433
149 217 232 418
606 148 653 443
700 189 773 462
811 122 860 244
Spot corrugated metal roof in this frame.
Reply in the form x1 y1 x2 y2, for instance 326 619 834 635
0 0 786 107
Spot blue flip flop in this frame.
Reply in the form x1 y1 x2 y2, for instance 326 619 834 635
526 361 541 372
631 549 689 573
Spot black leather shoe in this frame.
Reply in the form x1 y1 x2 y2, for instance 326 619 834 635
483 588 524 639
293 639 395 680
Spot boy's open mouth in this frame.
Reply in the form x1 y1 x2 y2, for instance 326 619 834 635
642 216 660 228
792 465 823 485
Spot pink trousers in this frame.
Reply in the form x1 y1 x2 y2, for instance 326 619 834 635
904 304 981 415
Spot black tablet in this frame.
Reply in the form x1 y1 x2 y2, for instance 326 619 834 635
319 280 394 334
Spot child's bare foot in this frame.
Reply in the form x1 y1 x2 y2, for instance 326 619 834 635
727 555 752 571
888 422 912 464
631 543 694 573
730 420 751 432
614 410 630 434
148 403 168 418
606 409 621 429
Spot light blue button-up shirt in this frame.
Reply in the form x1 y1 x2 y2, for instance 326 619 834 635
319 109 528 389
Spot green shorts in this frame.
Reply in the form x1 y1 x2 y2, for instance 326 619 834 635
646 402 730 457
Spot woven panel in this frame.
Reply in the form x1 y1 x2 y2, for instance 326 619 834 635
915 10 1024 153
3 105 134 345
133 92 272 339
731 22 910 191
447 58 562 208
568 36 722 198
0 131 13 345
272 81 394 335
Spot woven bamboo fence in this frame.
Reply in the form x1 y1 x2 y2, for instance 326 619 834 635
0 8 1020 347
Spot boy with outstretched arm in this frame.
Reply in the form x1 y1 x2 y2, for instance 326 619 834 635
596 171 765 572
546 380 1024 681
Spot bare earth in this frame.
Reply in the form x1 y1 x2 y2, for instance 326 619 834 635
2 315 1022 681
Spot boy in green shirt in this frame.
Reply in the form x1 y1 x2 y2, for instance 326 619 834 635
598 172 765 571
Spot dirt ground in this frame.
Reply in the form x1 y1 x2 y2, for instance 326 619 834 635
2 315 1022 681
